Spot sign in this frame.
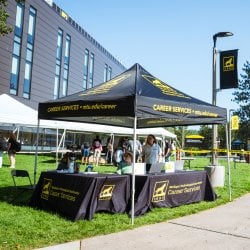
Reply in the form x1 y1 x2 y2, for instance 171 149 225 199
220 50 238 89
231 115 239 130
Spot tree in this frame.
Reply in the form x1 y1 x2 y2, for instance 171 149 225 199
0 0 13 36
0 0 25 36
232 61 250 148
199 125 212 149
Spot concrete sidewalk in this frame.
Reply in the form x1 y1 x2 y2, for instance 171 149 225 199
37 193 250 250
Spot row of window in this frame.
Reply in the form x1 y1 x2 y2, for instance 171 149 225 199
10 3 36 99
9 2 114 101
47 0 125 70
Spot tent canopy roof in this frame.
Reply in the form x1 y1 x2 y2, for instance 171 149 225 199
38 63 227 128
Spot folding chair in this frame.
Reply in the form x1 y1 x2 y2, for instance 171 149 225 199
11 169 35 202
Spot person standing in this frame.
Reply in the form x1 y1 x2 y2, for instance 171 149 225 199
164 140 171 162
81 141 90 165
106 137 113 164
92 135 102 166
127 138 142 162
0 132 8 168
8 132 17 168
141 134 161 172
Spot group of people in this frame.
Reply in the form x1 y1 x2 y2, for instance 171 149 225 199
0 132 19 168
116 134 177 174
57 133 177 174
80 135 103 166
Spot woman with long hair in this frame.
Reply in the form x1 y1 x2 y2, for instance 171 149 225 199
8 132 17 168
141 134 161 172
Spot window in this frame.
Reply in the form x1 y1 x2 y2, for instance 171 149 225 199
83 49 89 89
9 2 24 95
108 66 112 80
89 53 94 88
23 7 37 99
61 34 71 97
104 64 108 82
14 4 24 36
53 28 63 99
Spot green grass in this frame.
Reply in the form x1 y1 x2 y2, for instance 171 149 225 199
0 153 249 250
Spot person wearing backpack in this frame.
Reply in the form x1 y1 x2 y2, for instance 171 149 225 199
8 132 18 168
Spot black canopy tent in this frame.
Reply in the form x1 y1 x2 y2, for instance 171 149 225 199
37 63 230 224
38 63 226 127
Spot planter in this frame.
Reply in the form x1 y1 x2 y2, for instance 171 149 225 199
244 154 250 163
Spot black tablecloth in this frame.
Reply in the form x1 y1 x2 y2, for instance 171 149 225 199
132 170 216 216
30 170 215 220
30 172 130 220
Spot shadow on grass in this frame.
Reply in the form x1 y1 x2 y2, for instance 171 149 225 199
40 159 57 164
0 186 33 206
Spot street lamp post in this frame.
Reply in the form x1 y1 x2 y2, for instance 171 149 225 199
228 109 235 152
212 32 233 166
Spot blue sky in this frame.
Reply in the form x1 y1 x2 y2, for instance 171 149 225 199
53 0 249 114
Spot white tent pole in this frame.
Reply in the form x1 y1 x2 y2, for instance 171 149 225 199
225 123 232 201
131 116 137 226
34 119 40 185
56 128 59 165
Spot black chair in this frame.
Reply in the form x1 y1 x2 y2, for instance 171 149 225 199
11 169 35 202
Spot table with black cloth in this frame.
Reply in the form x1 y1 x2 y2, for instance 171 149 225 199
132 170 216 217
30 171 130 220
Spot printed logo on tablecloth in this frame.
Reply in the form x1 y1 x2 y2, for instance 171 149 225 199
41 178 52 200
152 180 169 202
99 185 115 200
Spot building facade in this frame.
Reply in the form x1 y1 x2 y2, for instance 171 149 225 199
0 0 126 151
0 0 126 110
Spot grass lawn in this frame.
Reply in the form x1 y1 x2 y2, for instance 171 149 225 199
0 153 249 250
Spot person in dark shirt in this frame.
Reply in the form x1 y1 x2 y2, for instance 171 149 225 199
8 132 17 168
57 152 69 170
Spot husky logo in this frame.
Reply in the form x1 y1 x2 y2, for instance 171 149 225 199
152 180 169 202
41 178 52 200
142 75 190 99
99 185 115 200
223 56 234 71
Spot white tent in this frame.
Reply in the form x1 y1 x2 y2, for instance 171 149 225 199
0 94 37 126
0 94 176 138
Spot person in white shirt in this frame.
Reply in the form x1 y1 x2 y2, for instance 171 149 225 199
141 134 161 172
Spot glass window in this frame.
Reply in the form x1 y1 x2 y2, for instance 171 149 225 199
89 53 94 80
83 49 89 75
56 29 63 59
54 28 63 99
10 57 19 94
13 42 20 56
15 5 23 28
53 76 59 99
28 15 34 36
23 58 32 98
65 35 71 59
104 64 108 82
83 75 87 90
24 63 31 79
11 57 18 74
55 64 60 75
62 79 67 97
26 49 32 62
14 4 24 36
108 66 112 80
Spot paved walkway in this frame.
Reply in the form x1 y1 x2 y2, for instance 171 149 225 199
37 193 250 250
